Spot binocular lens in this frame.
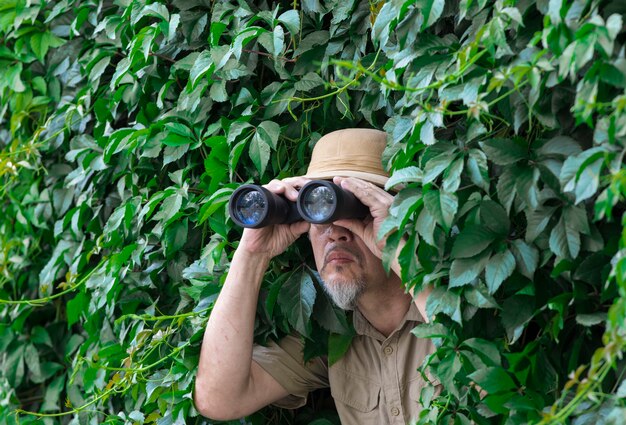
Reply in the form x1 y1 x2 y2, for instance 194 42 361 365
300 185 336 222
234 189 266 226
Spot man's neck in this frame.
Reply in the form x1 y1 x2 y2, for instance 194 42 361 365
356 279 412 337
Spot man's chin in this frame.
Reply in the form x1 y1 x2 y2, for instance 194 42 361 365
321 277 366 310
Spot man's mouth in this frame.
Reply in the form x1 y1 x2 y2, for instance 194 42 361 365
323 246 361 269
326 252 353 264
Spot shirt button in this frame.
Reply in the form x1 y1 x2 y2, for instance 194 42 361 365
384 346 394 355
391 407 400 416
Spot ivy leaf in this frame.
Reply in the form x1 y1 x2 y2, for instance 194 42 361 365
328 332 354 367
416 207 437 246
480 200 510 237
485 250 516 294
277 270 317 336
525 206 558 242
501 296 534 344
464 285 500 309
549 215 581 259
423 153 455 184
510 240 539 280
536 136 582 157
468 367 517 393
451 225 496 259
497 168 517 213
294 72 325 91
277 9 300 37
449 253 490 288
480 138 527 165
249 133 271 175
386 166 423 190
417 0 445 30
467 149 490 192
256 121 280 149
426 287 463 324
423 189 458 231
515 166 540 210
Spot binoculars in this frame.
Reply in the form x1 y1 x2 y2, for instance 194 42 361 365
228 180 369 228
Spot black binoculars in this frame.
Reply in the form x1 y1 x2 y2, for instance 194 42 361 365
228 180 369 228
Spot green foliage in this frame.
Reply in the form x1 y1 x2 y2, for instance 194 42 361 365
1 0 626 424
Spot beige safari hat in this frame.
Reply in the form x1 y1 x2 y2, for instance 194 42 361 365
303 128 389 187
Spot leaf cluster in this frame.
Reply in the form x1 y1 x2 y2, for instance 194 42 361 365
1 0 626 424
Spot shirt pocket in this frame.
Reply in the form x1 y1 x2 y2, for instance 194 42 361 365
330 368 380 414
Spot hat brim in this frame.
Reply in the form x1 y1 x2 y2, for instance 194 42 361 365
303 169 389 187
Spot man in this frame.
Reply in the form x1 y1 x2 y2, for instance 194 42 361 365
194 128 434 424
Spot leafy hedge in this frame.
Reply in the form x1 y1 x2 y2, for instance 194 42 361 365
1 0 626 424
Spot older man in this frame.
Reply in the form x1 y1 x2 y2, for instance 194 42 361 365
194 129 434 424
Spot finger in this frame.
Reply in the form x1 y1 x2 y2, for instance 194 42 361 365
263 179 300 201
334 177 393 211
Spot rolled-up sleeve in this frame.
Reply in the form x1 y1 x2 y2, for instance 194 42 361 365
252 334 329 409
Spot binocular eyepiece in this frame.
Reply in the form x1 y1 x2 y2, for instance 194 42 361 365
228 180 369 228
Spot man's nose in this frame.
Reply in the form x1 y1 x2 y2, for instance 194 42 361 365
324 223 353 242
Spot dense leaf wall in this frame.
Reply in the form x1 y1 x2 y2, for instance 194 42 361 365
1 0 626 424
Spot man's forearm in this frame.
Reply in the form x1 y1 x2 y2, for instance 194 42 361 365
195 248 271 408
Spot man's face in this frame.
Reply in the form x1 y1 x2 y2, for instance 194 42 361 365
308 222 387 310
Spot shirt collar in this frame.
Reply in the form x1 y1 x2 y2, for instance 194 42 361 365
352 302 424 341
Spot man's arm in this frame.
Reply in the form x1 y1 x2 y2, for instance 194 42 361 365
194 179 310 420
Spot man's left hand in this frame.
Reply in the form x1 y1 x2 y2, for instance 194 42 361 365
331 176 395 260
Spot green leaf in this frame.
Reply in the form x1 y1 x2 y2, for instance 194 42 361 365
465 284 500 309
485 250 516 294
257 121 280 149
190 51 214 87
249 133 271 176
451 225 496 259
480 200 510 236
416 207 437 246
426 287 462 324
449 252 490 287
501 296 534 344
461 338 501 366
515 166 539 210
67 291 87 327
574 157 602 204
549 215 580 259
423 153 455 184
468 367 517 393
416 0 444 30
467 149 490 192
423 189 458 231
314 288 350 334
480 138 527 165
510 240 539 280
497 168 517 213
411 322 450 339
536 136 582 157
277 9 300 36
525 206 558 242
386 166 423 190
294 72 325 91
277 270 317 336
328 332 354 366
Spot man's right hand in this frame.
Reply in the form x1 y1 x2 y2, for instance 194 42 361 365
238 177 311 260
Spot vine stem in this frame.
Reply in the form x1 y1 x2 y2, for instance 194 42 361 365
0 264 100 306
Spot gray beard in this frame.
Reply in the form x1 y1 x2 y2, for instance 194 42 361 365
321 277 366 311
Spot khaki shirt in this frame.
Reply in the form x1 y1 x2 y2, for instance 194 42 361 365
252 303 436 424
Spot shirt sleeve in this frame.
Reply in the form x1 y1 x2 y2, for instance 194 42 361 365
252 334 329 409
